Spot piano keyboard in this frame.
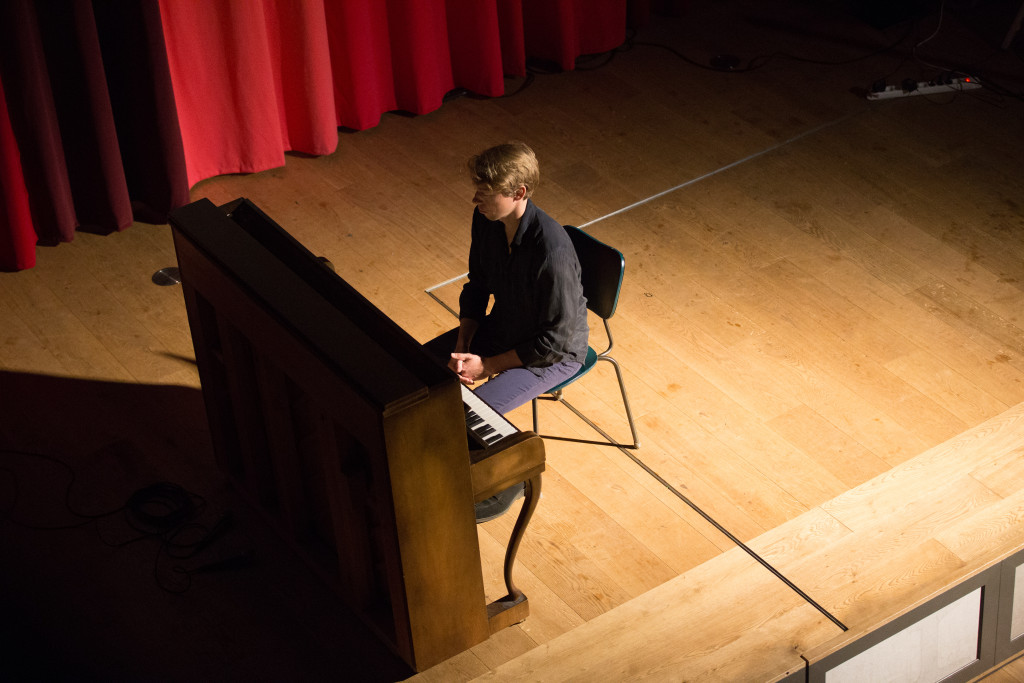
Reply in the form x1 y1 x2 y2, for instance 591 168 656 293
462 385 518 447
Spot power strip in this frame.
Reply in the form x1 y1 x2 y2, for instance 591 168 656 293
867 77 982 100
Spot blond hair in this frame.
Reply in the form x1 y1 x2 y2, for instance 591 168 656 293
467 142 539 198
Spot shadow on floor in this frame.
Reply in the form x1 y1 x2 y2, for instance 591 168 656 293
0 370 411 682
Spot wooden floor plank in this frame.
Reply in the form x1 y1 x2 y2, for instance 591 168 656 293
884 348 1009 425
639 406 810 532
936 487 1024 565
766 404 893 488
786 239 1024 407
970 445 1024 498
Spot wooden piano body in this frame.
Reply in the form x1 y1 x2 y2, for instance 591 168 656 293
168 197 545 672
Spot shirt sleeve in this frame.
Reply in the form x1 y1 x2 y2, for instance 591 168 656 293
458 211 490 321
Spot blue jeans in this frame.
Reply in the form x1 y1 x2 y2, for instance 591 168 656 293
424 326 582 415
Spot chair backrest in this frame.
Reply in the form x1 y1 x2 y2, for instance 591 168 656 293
564 225 624 321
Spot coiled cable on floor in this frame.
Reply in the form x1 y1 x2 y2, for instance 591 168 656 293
124 482 198 535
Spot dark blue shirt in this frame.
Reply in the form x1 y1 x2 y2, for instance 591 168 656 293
459 200 589 374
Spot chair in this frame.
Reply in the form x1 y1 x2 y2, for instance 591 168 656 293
532 225 640 449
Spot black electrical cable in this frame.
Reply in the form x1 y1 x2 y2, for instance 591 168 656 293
0 448 126 529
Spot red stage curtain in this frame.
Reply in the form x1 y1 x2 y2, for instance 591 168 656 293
0 0 188 271
323 0 513 131
322 0 395 131
159 0 339 187
0 73 36 271
447 0 516 94
92 0 190 226
0 0 80 254
1 0 637 270
497 0 528 78
523 0 628 72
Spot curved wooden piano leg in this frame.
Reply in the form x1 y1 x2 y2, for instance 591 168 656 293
485 474 542 633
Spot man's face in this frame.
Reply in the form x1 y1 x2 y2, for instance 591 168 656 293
472 184 518 222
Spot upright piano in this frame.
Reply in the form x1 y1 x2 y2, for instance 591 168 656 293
169 198 545 672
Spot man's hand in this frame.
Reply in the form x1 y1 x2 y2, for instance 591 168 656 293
449 348 523 385
449 352 486 385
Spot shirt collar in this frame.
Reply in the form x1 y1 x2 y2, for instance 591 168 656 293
510 199 537 248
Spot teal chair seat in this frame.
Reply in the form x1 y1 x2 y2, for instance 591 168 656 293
549 346 598 394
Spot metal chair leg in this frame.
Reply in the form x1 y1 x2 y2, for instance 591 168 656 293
599 354 640 449
530 359 639 449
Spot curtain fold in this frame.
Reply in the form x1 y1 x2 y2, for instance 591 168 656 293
93 0 190 225
446 0 510 98
324 0 398 131
39 0 133 234
323 0 508 131
159 0 339 187
0 0 79 249
0 0 188 270
497 0 527 78
263 0 338 157
523 0 628 72
1 0 638 270
0 73 37 271
385 0 457 118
